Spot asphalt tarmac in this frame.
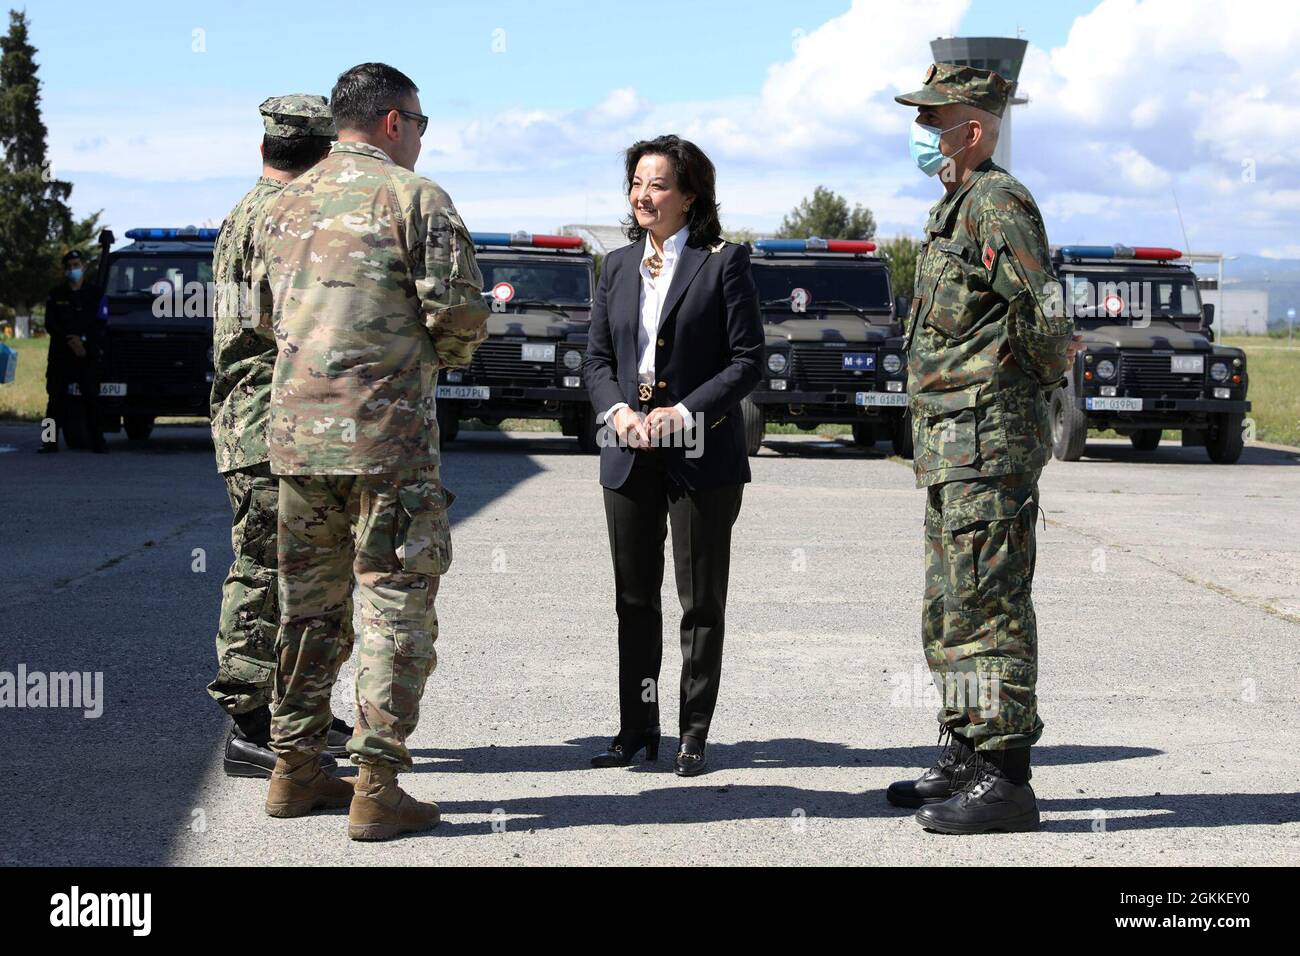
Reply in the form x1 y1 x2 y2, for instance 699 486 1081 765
1 422 1297 865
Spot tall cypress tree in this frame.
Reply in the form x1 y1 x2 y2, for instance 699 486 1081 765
0 9 73 314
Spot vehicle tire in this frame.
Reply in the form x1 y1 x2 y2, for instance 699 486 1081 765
436 403 458 447
1050 384 1088 461
851 422 874 446
740 397 764 456
891 409 914 459
1206 412 1244 464
124 414 154 441
577 412 601 455
1129 429 1161 451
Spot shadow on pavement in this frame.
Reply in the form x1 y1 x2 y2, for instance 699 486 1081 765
1038 791 1300 832
1078 440 1299 467
408 738 1161 774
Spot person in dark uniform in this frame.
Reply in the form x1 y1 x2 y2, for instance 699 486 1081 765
582 134 764 777
40 250 106 453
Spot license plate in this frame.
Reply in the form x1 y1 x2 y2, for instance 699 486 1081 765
1170 355 1203 374
67 382 127 397
435 385 490 400
842 352 875 371
1086 396 1142 411
856 391 907 407
521 343 555 362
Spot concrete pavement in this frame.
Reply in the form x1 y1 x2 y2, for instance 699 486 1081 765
1 422 1297 865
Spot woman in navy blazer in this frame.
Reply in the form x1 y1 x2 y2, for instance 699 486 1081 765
582 134 764 776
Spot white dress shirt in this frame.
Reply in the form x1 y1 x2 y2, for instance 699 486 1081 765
601 224 694 432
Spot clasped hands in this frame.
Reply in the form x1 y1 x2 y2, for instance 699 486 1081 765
612 405 684 449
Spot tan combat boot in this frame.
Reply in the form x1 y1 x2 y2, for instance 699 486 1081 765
265 750 355 818
348 763 440 841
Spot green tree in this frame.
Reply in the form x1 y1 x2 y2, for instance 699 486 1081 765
879 234 920 298
776 186 875 241
0 10 74 314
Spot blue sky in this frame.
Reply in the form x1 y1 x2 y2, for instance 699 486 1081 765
25 0 1300 257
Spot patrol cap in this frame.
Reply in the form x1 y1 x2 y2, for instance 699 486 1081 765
62 249 83 264
258 94 335 139
894 63 1011 118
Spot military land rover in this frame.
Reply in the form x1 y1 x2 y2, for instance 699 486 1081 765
85 226 217 441
435 231 596 451
1049 244 1250 464
742 237 911 457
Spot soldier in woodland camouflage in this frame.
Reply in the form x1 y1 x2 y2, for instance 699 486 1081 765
249 63 487 839
208 95 354 781
885 64 1079 834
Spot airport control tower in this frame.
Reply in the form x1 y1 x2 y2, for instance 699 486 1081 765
929 36 1028 170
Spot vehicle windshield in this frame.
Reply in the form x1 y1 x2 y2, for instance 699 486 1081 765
751 263 891 313
1060 271 1203 324
107 255 212 295
480 259 592 307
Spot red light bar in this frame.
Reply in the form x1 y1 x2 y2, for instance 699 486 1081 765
529 234 585 249
1131 246 1182 260
825 240 876 253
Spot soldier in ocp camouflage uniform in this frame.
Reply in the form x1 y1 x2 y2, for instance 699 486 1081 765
208 95 355 781
249 63 488 839
885 64 1078 834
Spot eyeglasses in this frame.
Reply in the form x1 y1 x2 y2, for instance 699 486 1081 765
379 108 428 136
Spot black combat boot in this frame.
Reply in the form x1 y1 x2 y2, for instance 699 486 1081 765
914 749 1039 834
224 707 336 779
326 715 354 757
886 727 977 808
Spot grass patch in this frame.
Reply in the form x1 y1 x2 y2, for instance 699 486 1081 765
0 337 49 422
1222 336 1300 447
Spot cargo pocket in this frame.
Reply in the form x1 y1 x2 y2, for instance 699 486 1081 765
916 406 979 475
942 489 1036 614
393 624 436 661
921 239 983 341
395 478 453 576
223 652 274 690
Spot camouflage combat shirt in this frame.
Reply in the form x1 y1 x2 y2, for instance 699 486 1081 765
210 176 284 473
250 140 489 476
906 158 1074 488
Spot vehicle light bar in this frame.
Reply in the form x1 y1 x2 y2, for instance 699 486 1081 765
753 237 877 254
472 231 585 249
125 227 220 241
1058 244 1182 261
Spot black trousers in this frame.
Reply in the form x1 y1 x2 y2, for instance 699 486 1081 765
44 356 103 450
601 450 744 742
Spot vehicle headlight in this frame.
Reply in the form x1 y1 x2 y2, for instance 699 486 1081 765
767 352 788 374
563 349 582 370
1095 359 1115 381
1209 361 1229 382
882 353 902 374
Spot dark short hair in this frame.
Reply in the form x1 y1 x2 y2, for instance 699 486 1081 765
621 134 722 248
330 62 419 132
262 133 332 173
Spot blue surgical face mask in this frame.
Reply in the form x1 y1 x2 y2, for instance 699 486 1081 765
66 268 83 283
909 120 971 177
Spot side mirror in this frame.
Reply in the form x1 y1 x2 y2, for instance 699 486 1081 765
1201 302 1215 327
894 295 912 319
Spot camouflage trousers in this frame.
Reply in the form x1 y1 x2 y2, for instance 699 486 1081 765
208 463 280 716
922 469 1044 751
272 465 452 771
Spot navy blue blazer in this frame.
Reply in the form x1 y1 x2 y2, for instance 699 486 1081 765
582 237 764 491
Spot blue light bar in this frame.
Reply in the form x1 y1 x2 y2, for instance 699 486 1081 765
125 227 220 241
754 239 811 253
472 232 514 247
1058 245 1117 259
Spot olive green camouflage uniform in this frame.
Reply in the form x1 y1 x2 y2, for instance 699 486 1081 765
250 139 488 769
208 95 335 716
897 64 1074 751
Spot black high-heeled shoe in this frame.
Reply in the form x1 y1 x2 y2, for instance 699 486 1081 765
590 727 661 768
674 737 708 777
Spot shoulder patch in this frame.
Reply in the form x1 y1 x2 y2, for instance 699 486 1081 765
983 244 996 270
